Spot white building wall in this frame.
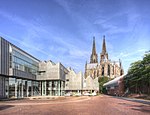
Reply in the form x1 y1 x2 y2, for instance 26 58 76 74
37 61 60 80
83 75 99 91
65 68 83 91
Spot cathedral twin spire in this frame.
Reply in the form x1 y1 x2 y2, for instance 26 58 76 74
100 35 108 62
102 35 106 53
90 36 108 63
86 36 124 78
90 37 98 63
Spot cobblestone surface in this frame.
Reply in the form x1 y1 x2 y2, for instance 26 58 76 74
0 95 149 115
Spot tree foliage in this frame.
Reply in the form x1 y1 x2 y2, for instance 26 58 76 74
98 76 110 93
124 51 150 95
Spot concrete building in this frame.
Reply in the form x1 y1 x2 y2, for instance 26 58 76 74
65 67 83 94
37 61 68 96
0 35 124 99
0 36 83 99
83 76 99 92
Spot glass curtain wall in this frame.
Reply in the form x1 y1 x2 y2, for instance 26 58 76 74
11 49 39 75
16 79 23 98
28 81 32 97
22 80 28 97
46 81 52 95
42 80 65 96
5 78 9 98
33 81 40 96
61 81 65 96
8 78 40 98
8 78 65 97
42 81 46 96
9 78 16 98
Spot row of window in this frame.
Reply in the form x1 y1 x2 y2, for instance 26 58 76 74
90 65 112 76
42 81 65 96
12 55 38 70
10 49 39 75
5 77 40 98
12 50 38 66
13 62 37 74
101 65 110 76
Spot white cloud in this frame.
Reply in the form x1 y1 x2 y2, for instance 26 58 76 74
0 10 88 72
0 1 149 74
0 32 53 58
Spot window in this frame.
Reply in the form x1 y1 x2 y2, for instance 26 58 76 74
108 65 110 76
66 79 69 81
38 71 45 75
9 53 12 68
102 65 104 76
12 49 39 75
113 66 114 75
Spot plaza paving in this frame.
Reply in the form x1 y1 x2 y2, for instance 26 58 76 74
0 95 150 115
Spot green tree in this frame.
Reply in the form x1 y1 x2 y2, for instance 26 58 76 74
124 51 150 95
98 76 110 93
141 52 150 94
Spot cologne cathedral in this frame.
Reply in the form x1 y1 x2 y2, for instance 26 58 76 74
85 36 124 79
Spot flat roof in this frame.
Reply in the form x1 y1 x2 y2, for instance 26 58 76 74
0 37 40 62
103 75 125 87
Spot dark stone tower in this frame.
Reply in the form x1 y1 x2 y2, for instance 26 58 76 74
85 35 124 80
100 36 108 62
90 37 98 63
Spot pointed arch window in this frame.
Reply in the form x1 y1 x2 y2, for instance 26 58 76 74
108 65 110 76
102 65 104 76
120 69 123 75
97 70 99 77
113 65 114 75
93 70 96 77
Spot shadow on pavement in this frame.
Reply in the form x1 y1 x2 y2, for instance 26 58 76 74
118 102 150 113
132 107 150 113
112 96 150 105
0 105 14 111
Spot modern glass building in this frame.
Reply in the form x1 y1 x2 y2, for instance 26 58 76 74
0 37 69 99
0 37 40 99
40 80 65 96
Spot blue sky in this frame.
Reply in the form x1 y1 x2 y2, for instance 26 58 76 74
0 0 149 74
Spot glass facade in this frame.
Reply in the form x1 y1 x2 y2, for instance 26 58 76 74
9 78 16 98
28 81 32 97
10 48 39 75
33 81 40 96
41 80 65 96
0 39 68 99
8 77 40 98
5 78 9 98
8 46 40 98
22 80 27 97
16 79 22 98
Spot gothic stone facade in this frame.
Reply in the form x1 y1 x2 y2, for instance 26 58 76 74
85 36 124 80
